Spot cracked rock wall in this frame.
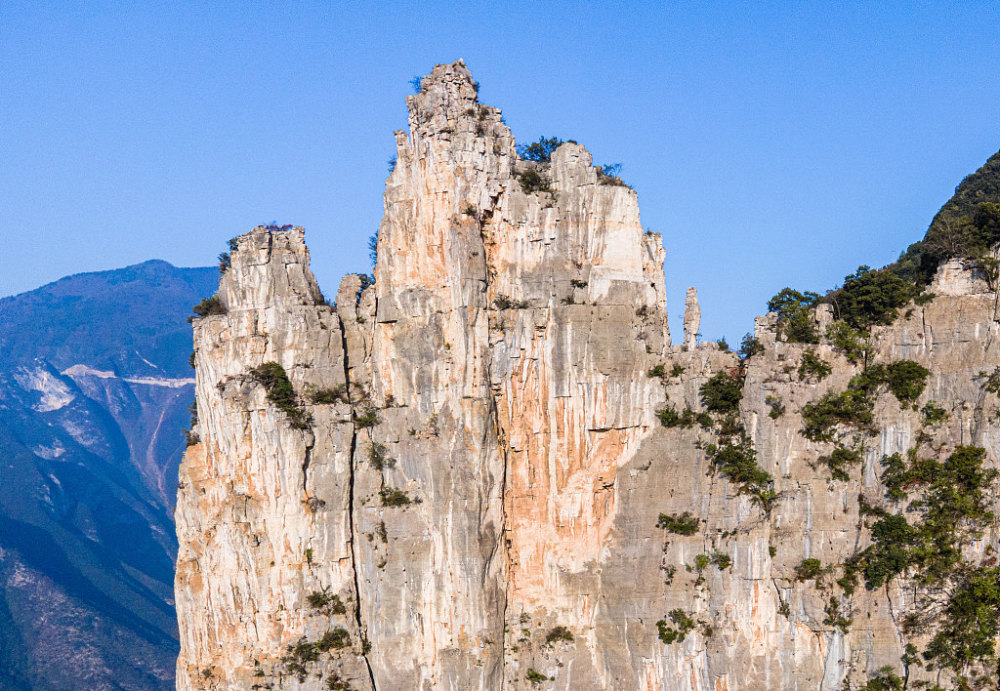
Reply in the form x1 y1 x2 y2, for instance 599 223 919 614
176 62 1000 690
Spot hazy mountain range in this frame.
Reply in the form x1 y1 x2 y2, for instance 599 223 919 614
0 260 215 690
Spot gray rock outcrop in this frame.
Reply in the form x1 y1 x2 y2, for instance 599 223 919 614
175 62 1000 690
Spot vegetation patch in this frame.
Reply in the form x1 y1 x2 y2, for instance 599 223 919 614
794 558 824 582
526 669 550 684
379 487 412 507
825 321 868 364
882 360 931 406
493 295 529 310
315 627 351 651
250 361 311 429
306 588 347 616
310 384 351 405
818 443 862 482
517 136 565 163
191 295 226 319
544 626 574 646
367 441 395 471
765 394 785 419
656 609 696 644
829 266 917 329
656 512 700 535
699 371 743 414
739 334 764 359
767 288 820 343
517 169 551 194
705 437 775 511
920 400 948 426
798 350 832 382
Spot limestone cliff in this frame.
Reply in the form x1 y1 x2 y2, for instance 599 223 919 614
176 62 1000 690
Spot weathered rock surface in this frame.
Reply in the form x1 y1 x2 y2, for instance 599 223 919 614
176 62 1000 690
684 287 701 349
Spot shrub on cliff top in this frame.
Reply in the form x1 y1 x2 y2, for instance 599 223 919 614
829 266 916 330
190 294 226 320
767 288 820 343
517 136 565 163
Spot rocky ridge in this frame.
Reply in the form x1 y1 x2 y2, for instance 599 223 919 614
176 62 1000 690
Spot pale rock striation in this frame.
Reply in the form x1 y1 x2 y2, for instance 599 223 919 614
684 287 701 349
176 62 1000 690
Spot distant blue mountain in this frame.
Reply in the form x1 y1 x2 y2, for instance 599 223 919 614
0 260 216 690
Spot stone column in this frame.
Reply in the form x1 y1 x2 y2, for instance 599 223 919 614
684 286 700 348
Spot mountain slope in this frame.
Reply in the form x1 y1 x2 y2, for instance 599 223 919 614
0 260 215 690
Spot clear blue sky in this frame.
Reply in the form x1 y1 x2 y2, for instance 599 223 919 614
3 2 999 341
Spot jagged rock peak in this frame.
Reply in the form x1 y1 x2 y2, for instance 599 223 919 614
220 225 324 312
407 59 481 124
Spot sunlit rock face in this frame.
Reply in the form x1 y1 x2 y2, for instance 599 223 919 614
176 62 1000 690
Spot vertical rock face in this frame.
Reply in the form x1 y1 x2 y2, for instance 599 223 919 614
176 62 1000 690
684 287 701 349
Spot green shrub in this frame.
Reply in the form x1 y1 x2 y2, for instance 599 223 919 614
800 386 874 442
861 514 917 589
867 445 997 589
717 337 729 352
367 441 395 470
250 361 311 429
883 360 930 405
545 626 574 645
739 333 764 359
798 350 832 382
570 279 588 288
191 295 226 319
354 407 379 428
517 169 551 194
647 364 666 378
281 637 319 680
766 395 785 419
794 558 824 582
493 295 529 310
526 669 550 684
517 136 565 163
861 667 904 691
326 673 353 690
820 444 862 482
656 609 696 644
711 551 732 570
823 597 851 632
306 589 347 615
379 487 411 507
217 251 231 274
825 321 868 364
707 438 775 510
700 372 743 414
978 366 1000 394
315 627 351 651
670 365 686 377
767 288 820 343
923 566 1000 683
920 400 948 425
693 554 710 571
830 266 916 329
655 405 698 428
310 384 351 405
656 512 700 535
597 165 628 187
